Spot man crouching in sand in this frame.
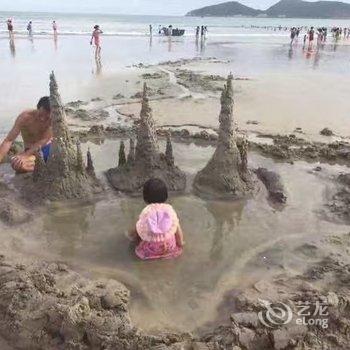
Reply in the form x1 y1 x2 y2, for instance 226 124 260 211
0 97 52 173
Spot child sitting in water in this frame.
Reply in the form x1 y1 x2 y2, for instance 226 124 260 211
129 178 184 260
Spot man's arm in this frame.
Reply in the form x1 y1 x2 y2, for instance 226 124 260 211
0 116 22 163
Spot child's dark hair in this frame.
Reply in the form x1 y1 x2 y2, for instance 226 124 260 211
143 178 168 204
37 96 51 112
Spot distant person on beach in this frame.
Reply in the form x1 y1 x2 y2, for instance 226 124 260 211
90 25 103 57
317 28 324 45
7 19 14 37
128 178 185 260
303 34 308 46
290 27 296 44
308 27 315 46
196 26 200 37
27 21 33 35
52 21 57 34
335 28 341 40
0 97 52 173
149 24 153 36
322 27 328 42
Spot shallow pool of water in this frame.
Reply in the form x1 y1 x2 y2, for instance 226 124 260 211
1 139 348 333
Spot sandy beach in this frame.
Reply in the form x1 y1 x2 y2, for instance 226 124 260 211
1 32 350 139
1 11 350 350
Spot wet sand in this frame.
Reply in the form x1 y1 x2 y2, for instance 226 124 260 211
0 338 14 350
1 34 350 138
116 63 350 140
1 139 348 332
1 29 350 348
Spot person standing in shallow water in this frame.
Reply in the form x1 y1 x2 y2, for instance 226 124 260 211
196 26 200 38
90 25 103 58
27 21 33 36
308 27 315 47
52 21 57 34
7 19 14 38
53 21 58 50
128 178 185 261
303 33 308 47
290 27 296 45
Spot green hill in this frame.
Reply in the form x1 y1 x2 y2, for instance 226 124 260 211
186 0 350 18
266 0 350 18
186 1 262 17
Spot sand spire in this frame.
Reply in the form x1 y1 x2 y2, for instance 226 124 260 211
32 151 45 183
165 133 174 166
127 138 135 165
76 142 84 174
86 148 95 177
23 73 103 202
49 71 71 143
193 74 255 199
118 141 127 167
135 83 159 165
106 84 186 193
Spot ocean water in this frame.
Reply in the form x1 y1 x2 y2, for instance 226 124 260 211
2 11 350 38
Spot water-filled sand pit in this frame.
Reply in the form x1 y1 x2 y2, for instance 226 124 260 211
1 137 348 336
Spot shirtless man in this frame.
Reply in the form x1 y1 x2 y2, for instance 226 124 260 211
0 97 52 173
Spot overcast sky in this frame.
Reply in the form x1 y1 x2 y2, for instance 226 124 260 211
2 0 350 16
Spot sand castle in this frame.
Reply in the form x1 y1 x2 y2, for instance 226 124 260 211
193 74 255 199
25 73 102 202
106 83 186 193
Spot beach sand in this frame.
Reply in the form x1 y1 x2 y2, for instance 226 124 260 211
1 34 349 139
1 24 350 347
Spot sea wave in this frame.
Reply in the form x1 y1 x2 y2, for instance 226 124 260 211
0 29 290 38
0 30 150 37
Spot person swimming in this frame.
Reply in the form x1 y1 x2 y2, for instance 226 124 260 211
128 178 185 261
0 97 52 173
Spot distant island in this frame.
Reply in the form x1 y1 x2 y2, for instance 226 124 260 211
186 0 350 18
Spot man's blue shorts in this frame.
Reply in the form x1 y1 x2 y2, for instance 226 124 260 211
41 142 51 162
